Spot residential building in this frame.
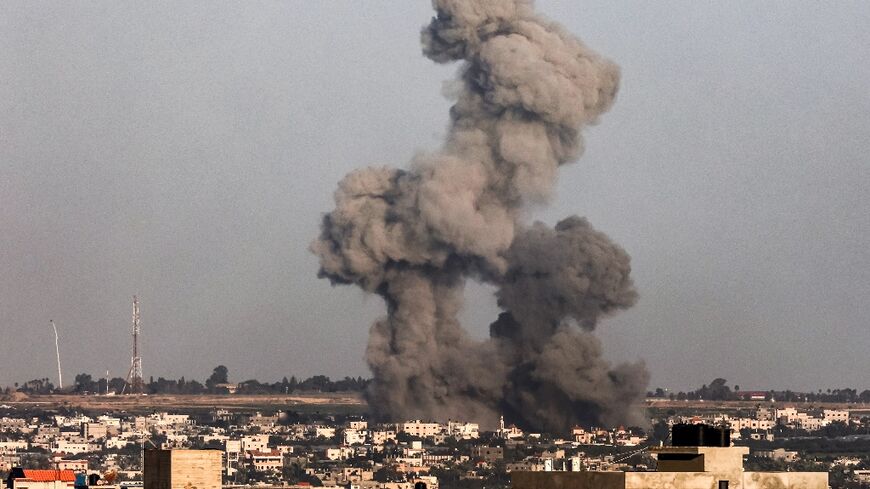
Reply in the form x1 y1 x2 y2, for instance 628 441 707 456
343 429 366 446
50 441 89 455
314 426 336 440
83 423 108 441
471 446 503 463
55 460 87 471
5 469 76 489
241 434 269 453
370 430 397 445
756 448 799 463
0 441 28 453
823 410 849 424
447 422 479 440
247 450 283 472
397 421 442 439
224 440 241 473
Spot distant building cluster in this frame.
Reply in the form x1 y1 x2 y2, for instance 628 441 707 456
0 406 654 489
0 401 868 489
672 406 853 441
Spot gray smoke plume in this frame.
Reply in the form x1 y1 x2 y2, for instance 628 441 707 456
311 0 648 432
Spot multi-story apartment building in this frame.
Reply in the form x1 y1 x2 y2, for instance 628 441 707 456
0 441 28 453
397 420 442 438
823 409 849 424
83 422 108 440
370 430 397 445
247 450 283 472
51 440 90 455
241 434 269 453
0 418 27 432
224 439 242 473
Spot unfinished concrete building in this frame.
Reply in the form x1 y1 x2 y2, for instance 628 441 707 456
144 450 221 489
512 424 827 489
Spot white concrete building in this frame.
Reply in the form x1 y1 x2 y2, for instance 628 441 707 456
0 441 28 453
397 420 442 438
447 421 479 440
314 426 336 440
343 428 366 445
370 430 397 445
241 434 269 453
51 440 90 455
823 409 849 424
225 439 242 471
324 446 354 461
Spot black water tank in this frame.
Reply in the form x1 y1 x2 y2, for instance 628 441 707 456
671 423 730 447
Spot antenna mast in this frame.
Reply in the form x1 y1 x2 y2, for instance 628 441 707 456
125 296 144 394
50 320 63 389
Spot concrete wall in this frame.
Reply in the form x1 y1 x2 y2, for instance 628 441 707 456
12 482 75 489
656 454 705 472
511 471 624 489
627 471 827 489
626 471 719 489
743 472 827 489
695 447 747 474
145 450 221 489
513 470 827 489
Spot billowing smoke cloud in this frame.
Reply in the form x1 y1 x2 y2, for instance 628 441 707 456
311 0 648 432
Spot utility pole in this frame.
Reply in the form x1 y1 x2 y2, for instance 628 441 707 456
50 320 63 389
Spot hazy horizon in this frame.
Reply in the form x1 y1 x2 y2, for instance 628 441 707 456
2 1 868 393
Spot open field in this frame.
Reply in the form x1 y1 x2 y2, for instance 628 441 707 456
0 392 367 415
2 394 868 418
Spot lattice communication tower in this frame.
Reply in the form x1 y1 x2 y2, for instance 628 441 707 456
124 296 144 394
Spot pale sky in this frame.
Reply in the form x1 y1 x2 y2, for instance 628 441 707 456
1 1 868 392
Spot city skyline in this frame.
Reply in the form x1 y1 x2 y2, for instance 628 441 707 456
2 1 868 392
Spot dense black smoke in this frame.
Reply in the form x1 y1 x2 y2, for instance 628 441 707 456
312 0 648 432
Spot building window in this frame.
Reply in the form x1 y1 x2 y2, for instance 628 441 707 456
718 481 729 489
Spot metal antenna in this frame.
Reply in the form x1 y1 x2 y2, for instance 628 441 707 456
124 296 144 394
50 320 63 389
